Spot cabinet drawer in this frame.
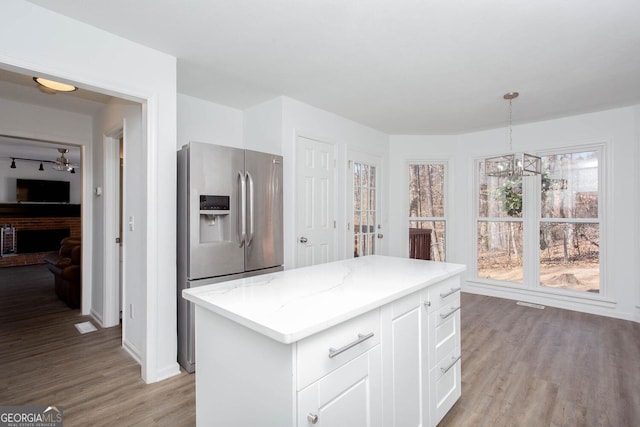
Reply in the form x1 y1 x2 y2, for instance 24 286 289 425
297 309 380 390
431 305 461 365
427 276 461 311
430 350 462 425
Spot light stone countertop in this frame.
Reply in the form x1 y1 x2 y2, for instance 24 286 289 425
183 255 466 344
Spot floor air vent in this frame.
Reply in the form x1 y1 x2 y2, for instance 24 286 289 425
516 301 545 309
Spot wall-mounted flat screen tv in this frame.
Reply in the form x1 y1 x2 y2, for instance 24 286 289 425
16 179 70 203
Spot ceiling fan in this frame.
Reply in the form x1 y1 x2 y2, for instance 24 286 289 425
53 148 79 172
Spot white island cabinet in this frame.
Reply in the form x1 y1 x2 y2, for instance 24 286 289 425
182 255 466 427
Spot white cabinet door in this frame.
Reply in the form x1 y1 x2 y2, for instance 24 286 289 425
381 292 429 427
298 346 382 427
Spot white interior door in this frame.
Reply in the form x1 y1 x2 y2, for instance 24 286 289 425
348 153 382 257
295 136 335 268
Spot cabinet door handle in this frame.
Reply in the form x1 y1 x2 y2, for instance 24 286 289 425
440 306 460 320
328 332 374 358
440 287 461 299
307 413 319 424
440 355 462 374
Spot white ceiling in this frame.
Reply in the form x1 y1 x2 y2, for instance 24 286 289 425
0 69 112 116
20 0 640 134
0 68 110 164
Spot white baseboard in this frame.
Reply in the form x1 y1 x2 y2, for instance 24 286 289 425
122 339 142 364
152 363 182 383
89 308 104 327
464 281 638 323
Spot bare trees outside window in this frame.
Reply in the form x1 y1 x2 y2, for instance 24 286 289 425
353 162 377 257
477 162 524 283
540 151 600 293
408 163 446 261
475 148 601 293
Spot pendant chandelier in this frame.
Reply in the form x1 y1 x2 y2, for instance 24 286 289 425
484 92 541 177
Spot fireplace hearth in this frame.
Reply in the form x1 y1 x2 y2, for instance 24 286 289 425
17 228 70 254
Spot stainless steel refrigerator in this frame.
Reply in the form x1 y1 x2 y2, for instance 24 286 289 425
177 142 283 373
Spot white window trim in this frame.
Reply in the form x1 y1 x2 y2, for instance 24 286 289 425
471 141 612 304
407 159 450 261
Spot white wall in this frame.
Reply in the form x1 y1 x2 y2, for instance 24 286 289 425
1 0 178 383
0 99 88 203
280 97 390 268
178 94 243 149
91 99 145 360
389 105 640 322
387 134 459 261
634 105 640 318
194 95 391 270
0 161 81 203
243 97 283 155
0 92 92 312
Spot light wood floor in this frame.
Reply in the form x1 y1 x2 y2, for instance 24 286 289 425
0 264 195 426
1 265 638 426
441 293 640 427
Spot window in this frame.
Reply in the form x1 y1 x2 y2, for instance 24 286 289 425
477 166 524 282
408 162 446 261
539 151 600 293
353 162 378 257
475 147 602 294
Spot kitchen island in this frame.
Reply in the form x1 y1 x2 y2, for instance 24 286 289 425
183 255 466 426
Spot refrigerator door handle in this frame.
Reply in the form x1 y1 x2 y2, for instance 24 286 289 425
246 171 255 247
238 170 246 247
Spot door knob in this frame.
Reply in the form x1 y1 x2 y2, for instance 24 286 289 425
307 413 319 424
299 237 308 243
377 233 384 239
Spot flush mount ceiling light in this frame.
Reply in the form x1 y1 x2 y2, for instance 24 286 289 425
33 77 78 94
484 92 541 178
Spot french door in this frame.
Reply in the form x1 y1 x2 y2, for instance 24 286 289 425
349 154 382 257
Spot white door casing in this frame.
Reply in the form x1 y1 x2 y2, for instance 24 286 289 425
102 123 124 328
295 136 336 268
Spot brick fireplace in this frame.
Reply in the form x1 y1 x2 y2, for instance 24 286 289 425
0 204 81 268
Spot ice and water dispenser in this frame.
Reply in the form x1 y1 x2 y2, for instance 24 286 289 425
199 195 230 243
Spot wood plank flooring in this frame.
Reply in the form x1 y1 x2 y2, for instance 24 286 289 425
440 293 640 427
0 264 195 427
1 265 638 426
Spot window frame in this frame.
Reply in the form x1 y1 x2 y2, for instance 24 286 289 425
347 151 383 258
472 142 609 301
407 160 449 262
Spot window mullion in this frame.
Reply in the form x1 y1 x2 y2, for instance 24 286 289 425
523 175 540 290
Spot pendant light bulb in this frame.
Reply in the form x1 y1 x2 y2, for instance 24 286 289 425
39 162 44 171
10 158 16 169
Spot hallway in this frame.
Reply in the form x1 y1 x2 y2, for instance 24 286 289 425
0 264 195 426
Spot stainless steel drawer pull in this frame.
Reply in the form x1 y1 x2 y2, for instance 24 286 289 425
440 355 462 374
440 287 461 299
440 306 461 320
328 332 375 358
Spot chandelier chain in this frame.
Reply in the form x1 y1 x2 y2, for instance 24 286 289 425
508 98 513 152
